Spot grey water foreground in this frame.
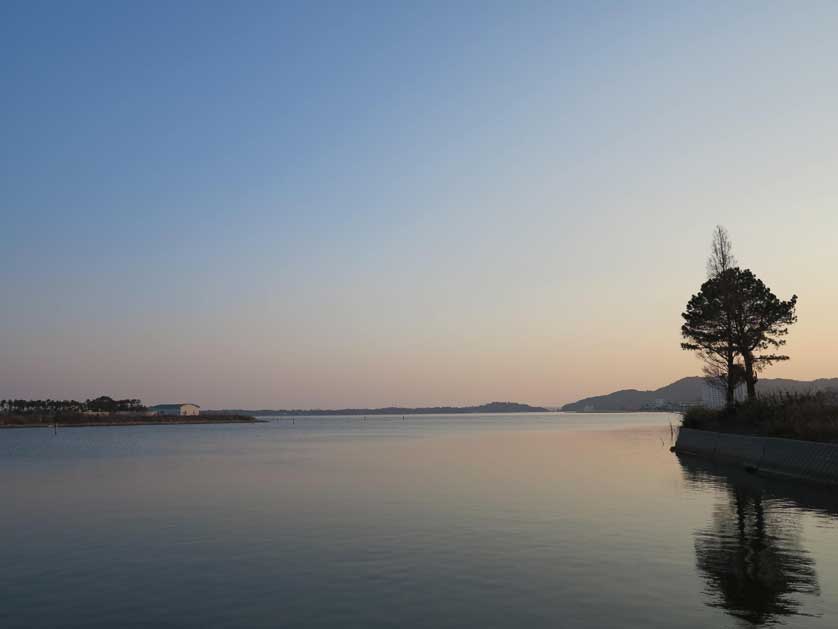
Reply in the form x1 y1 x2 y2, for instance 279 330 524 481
674 427 838 486
3 413 838 628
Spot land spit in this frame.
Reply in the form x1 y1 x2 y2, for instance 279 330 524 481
0 414 261 428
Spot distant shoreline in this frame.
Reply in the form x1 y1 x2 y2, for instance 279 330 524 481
206 402 551 417
0 414 261 429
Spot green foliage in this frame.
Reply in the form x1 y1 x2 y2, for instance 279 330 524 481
681 405 721 430
727 268 797 375
683 392 838 442
681 274 735 356
682 271 739 404
682 267 797 400
682 226 741 407
0 396 144 416
85 396 144 413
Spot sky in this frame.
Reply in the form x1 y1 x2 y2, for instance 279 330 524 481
2 1 837 408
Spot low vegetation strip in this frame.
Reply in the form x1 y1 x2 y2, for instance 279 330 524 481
0 414 258 428
682 392 838 443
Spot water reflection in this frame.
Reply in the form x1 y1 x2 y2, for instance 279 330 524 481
678 455 829 626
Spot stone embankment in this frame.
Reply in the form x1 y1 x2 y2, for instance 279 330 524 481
674 427 838 485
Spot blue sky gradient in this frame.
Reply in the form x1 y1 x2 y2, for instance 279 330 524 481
3 2 838 407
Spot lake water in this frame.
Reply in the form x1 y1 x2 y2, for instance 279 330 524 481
2 413 838 628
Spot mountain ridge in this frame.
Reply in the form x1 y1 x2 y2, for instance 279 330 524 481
561 377 838 412
205 401 549 417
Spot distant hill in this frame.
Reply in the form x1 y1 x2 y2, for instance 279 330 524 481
561 377 838 412
205 401 549 417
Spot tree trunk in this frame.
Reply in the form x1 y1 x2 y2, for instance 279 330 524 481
743 352 757 400
725 346 736 407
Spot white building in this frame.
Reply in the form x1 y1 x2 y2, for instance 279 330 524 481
148 403 201 416
701 381 746 409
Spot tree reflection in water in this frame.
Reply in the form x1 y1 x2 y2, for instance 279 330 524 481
679 456 825 626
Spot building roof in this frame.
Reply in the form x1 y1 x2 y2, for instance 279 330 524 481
149 403 201 409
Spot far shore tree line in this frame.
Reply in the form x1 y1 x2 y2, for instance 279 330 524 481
0 396 145 416
681 227 798 407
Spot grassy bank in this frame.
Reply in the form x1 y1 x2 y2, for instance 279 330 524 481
682 391 838 443
0 413 259 428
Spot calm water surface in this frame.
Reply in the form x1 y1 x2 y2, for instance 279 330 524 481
2 413 838 628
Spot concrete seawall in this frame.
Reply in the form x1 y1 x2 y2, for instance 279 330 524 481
675 427 838 485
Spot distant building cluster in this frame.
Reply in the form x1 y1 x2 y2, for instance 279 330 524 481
147 403 201 417
701 382 747 410
0 397 202 418
639 399 701 412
